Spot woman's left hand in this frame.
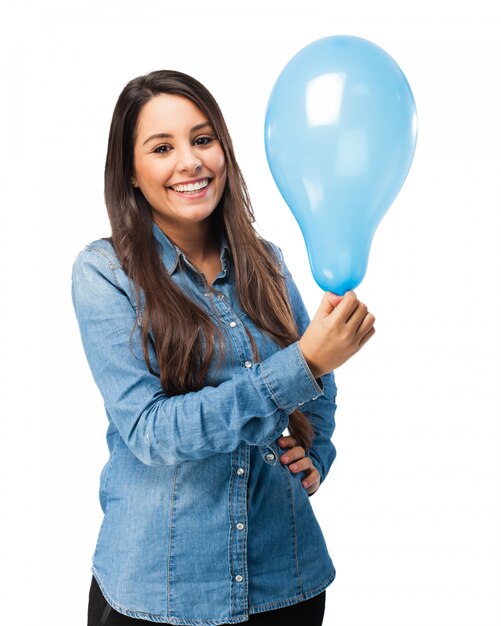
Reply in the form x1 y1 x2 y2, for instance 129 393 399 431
278 436 321 496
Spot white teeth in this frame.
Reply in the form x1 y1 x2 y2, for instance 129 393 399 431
171 178 209 192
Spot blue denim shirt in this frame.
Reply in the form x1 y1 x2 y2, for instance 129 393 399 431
71 223 337 625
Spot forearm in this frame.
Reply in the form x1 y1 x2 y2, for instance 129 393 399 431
104 341 323 465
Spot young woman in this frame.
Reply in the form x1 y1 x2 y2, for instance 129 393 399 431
72 70 375 626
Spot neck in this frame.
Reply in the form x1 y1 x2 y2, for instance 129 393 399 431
154 217 220 264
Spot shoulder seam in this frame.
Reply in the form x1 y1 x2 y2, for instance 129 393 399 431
80 244 122 289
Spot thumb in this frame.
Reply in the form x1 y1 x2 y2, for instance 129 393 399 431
326 291 344 308
317 291 344 318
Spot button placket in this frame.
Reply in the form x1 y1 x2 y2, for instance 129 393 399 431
218 296 255 377
230 444 249 611
261 440 280 465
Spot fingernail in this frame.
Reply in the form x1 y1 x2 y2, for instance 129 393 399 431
291 464 297 471
302 481 308 487
282 456 289 463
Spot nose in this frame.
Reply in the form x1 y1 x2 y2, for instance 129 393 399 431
176 144 202 173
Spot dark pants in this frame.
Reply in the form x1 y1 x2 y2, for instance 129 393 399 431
88 576 325 626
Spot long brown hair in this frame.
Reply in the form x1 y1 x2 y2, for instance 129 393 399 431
104 70 315 450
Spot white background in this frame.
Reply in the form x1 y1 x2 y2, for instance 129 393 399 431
0 1 500 624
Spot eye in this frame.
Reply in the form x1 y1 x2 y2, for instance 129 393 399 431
194 135 215 146
153 144 171 154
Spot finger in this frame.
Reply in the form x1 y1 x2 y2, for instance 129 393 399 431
301 468 321 491
358 325 376 349
288 457 313 473
280 445 306 464
356 310 375 334
353 310 375 341
345 301 369 330
278 436 298 449
306 480 321 495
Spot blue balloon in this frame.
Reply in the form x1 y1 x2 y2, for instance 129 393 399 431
265 35 417 295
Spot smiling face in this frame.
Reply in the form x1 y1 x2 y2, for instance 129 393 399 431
132 94 227 237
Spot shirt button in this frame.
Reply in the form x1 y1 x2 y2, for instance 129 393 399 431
266 453 275 462
236 467 244 476
235 575 243 583
244 360 252 368
236 522 244 531
229 321 237 328
217 293 225 299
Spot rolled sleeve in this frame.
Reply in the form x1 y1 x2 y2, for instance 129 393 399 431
260 341 323 413
302 370 337 485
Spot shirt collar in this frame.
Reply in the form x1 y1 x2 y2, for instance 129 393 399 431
152 222 230 276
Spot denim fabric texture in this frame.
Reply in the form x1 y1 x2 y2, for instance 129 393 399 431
72 223 337 625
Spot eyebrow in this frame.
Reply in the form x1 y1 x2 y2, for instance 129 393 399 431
143 122 213 146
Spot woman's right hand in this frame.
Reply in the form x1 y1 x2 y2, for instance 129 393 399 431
298 291 376 378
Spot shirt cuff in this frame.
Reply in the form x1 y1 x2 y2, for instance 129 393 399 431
259 342 324 414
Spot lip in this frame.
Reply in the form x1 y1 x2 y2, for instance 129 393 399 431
169 176 211 187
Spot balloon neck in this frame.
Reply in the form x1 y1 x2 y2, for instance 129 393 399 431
307 235 372 295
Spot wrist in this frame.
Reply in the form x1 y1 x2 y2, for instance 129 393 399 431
298 340 322 379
